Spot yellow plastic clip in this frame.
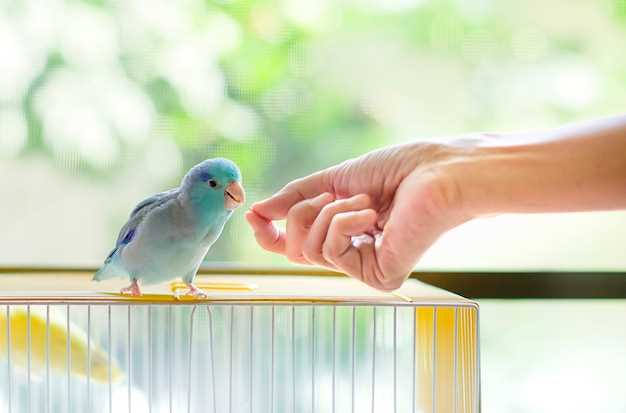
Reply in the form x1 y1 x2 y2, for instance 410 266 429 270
390 291 414 303
169 281 258 295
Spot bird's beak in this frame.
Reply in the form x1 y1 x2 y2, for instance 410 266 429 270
224 181 245 210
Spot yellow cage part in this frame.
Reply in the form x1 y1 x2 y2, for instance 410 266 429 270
0 270 479 413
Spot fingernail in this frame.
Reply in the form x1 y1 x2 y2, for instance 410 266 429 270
245 210 266 223
250 203 270 219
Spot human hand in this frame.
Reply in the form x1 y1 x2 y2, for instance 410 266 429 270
246 115 626 291
245 143 472 291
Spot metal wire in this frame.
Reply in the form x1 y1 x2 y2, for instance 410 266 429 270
453 307 458 413
26 305 31 413
412 309 416 413
291 306 296 413
87 305 91 412
6 306 10 413
67 305 71 413
187 305 197 413
271 305 275 413
46 305 50 413
168 306 173 413
128 305 132 413
393 307 397 413
250 306 254 413
476 309 482 413
208 306 217 413
433 307 438 413
351 306 356 413
148 306 152 413
229 305 235 413
371 307 376 413
311 306 315 413
0 301 478 413
332 306 336 413
108 305 112 413
460 309 465 412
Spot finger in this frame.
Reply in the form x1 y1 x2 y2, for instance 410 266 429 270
321 209 378 279
251 170 333 220
286 193 335 264
245 210 286 254
302 194 371 268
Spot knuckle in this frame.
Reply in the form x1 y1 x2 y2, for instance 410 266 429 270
287 253 304 264
302 242 317 261
319 202 339 219
288 201 313 221
354 192 371 206
283 179 302 192
301 249 314 263
328 214 349 238
377 284 397 292
303 250 323 266
321 243 337 262
378 275 404 291
327 213 341 231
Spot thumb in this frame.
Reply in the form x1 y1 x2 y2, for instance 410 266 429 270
251 169 334 220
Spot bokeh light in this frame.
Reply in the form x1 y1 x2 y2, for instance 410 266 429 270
1 1 626 410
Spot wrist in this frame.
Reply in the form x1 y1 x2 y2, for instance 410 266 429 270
432 135 547 218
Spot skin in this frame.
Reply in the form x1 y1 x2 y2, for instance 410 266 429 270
246 114 626 291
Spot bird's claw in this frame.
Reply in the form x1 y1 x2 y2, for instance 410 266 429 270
174 284 208 300
120 280 142 296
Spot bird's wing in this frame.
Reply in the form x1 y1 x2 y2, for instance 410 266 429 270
95 188 180 280
114 188 180 248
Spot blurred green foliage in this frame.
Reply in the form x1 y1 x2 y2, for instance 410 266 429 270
1 0 626 267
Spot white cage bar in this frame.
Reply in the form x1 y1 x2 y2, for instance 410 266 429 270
0 273 479 413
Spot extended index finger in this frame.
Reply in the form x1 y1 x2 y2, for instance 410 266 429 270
251 169 333 220
245 210 286 254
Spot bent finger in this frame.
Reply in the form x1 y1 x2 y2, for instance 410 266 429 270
321 209 378 278
302 194 371 268
286 192 335 264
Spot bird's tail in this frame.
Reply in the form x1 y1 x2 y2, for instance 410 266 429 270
93 248 126 281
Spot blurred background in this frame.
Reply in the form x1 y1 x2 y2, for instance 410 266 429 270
0 0 625 411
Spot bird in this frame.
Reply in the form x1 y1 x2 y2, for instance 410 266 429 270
0 308 122 383
93 158 245 297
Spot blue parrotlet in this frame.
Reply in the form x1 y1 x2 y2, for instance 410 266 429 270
93 158 245 297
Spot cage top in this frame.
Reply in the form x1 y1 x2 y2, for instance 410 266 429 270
0 271 475 306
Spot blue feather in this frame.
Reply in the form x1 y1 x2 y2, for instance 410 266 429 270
121 228 135 245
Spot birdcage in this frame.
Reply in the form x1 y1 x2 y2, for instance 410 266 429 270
0 269 479 413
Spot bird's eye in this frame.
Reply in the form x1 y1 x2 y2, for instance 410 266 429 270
208 179 218 188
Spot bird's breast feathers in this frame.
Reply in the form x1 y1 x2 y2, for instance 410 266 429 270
118 204 226 277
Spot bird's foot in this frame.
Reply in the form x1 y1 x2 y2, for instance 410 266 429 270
174 283 208 300
120 280 142 296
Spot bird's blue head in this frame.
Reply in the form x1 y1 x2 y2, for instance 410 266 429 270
182 158 245 211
